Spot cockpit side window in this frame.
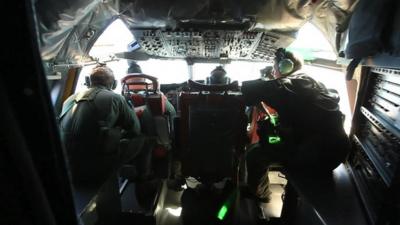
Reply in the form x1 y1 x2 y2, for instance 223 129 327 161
75 19 134 94
75 19 189 94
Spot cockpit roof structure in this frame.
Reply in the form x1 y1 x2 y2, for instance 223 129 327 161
35 0 357 63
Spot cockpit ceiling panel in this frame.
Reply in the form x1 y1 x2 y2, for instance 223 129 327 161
132 29 294 62
35 0 357 62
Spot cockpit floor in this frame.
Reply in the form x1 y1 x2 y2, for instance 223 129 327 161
153 172 287 225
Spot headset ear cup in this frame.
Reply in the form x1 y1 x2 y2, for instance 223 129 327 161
278 59 294 75
112 79 117 90
85 76 91 87
206 77 211 84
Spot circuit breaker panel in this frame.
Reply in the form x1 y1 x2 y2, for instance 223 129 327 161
348 67 400 224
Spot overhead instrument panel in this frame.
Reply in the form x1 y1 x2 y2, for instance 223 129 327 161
132 29 294 62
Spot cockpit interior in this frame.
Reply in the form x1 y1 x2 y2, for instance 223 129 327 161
1 0 400 225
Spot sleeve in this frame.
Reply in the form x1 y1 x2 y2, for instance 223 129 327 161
115 95 141 137
165 98 176 118
287 75 319 97
241 79 285 107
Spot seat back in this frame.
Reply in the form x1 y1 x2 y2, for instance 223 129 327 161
121 74 174 176
121 73 167 116
179 80 247 183
121 73 158 94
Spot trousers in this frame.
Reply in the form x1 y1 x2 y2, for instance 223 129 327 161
246 131 349 201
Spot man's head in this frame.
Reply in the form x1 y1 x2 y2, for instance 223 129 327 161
207 66 230 85
273 48 302 78
90 64 116 90
127 60 142 74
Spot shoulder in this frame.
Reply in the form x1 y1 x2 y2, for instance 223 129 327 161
90 88 126 107
98 90 128 107
65 93 78 101
96 88 122 99
63 93 78 105
286 73 316 83
282 73 321 89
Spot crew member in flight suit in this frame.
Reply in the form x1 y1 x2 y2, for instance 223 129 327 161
241 48 350 207
126 60 177 126
59 64 148 186
206 65 231 85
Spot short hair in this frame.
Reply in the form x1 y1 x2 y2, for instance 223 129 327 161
90 64 115 87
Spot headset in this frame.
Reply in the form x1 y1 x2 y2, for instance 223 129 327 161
111 79 117 90
206 66 231 85
85 76 117 90
275 48 294 75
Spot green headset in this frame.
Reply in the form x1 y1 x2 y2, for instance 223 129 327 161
275 48 295 75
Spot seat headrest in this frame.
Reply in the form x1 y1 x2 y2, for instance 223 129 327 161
121 73 158 93
122 74 167 116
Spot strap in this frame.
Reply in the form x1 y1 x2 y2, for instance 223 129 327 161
58 99 75 121
58 88 103 121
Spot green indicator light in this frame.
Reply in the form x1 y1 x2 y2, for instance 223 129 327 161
270 115 279 127
217 205 228 220
268 136 281 144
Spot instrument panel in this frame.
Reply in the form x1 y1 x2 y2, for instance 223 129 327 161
132 29 294 62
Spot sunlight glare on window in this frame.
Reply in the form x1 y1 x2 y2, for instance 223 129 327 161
76 19 134 94
137 59 188 84
288 23 336 61
89 19 134 60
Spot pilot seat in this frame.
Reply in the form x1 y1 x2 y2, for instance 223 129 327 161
178 80 248 185
121 74 175 179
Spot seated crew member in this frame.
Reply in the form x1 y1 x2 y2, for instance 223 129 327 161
206 65 231 85
241 48 350 207
125 62 182 192
125 60 146 107
125 61 177 131
59 64 149 186
127 60 143 74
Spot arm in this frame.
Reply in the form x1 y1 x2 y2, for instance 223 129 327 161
165 97 176 118
241 75 322 108
241 79 285 107
115 95 141 137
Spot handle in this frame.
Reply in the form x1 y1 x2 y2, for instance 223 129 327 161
121 73 159 92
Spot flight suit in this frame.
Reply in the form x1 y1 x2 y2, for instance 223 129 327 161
59 86 145 185
241 73 350 201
